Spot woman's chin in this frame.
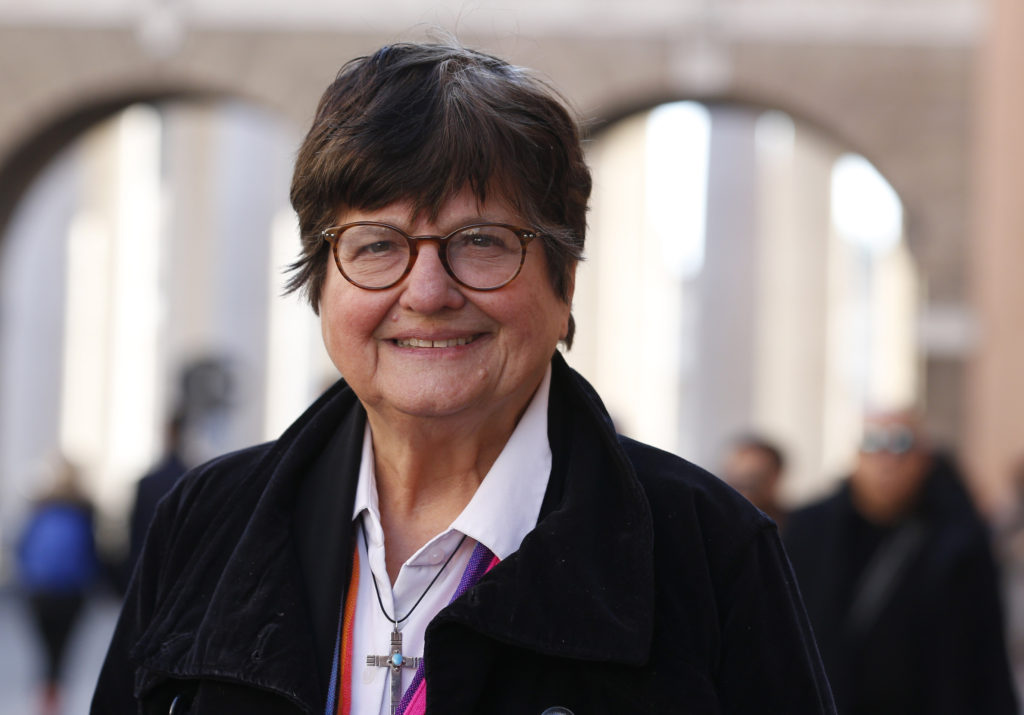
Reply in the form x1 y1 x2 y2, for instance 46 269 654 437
381 386 484 421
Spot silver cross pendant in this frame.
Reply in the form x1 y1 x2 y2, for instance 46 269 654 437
367 625 422 714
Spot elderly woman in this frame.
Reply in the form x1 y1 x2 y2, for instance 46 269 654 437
93 42 835 714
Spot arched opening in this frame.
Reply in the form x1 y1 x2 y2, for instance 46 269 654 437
568 100 919 505
0 95 333 571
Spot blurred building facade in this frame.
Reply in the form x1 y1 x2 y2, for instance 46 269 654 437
0 0 1021 571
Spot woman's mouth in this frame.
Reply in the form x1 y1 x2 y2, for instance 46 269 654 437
394 335 479 348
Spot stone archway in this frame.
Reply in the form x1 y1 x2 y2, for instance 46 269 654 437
0 88 315 545
0 88 218 242
0 23 977 484
575 97 919 501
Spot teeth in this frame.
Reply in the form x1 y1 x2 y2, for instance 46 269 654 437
396 336 476 348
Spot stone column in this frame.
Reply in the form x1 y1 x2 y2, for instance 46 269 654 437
694 106 759 470
752 117 836 502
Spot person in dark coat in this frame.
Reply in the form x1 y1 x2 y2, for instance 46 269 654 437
128 410 189 572
784 409 1018 715
93 40 835 715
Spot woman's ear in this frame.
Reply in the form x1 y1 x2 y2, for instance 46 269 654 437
560 264 577 342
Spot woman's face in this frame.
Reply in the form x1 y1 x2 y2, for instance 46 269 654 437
320 188 573 429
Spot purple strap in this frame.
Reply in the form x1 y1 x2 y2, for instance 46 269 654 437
395 540 498 715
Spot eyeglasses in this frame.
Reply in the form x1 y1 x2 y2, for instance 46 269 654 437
321 221 539 291
860 426 916 455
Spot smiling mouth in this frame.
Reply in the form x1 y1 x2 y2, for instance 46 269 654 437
394 335 479 348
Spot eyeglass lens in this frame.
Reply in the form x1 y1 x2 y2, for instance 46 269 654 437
334 224 524 290
860 426 916 455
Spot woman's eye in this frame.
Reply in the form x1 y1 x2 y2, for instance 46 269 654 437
456 231 512 251
364 240 396 254
468 234 496 247
347 236 401 258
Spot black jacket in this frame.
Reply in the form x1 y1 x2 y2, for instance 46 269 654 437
93 355 835 714
784 459 1018 715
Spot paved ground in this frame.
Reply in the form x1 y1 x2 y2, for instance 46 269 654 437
0 589 121 715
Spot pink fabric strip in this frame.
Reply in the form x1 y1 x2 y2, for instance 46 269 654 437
399 550 501 715
403 681 428 714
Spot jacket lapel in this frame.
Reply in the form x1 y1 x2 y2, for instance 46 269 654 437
431 353 656 665
134 382 364 712
292 399 365 689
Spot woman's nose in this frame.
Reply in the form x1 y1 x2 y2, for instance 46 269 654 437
398 242 465 313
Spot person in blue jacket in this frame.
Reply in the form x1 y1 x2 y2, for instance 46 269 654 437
18 455 98 714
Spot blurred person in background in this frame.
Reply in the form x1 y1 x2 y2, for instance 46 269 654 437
92 40 835 714
16 454 99 715
126 408 190 580
992 456 1024 700
721 433 787 527
784 409 1017 714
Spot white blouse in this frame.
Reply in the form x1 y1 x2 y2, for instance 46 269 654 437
346 365 553 715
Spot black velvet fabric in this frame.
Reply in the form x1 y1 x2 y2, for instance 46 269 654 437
93 355 835 714
783 459 1019 715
